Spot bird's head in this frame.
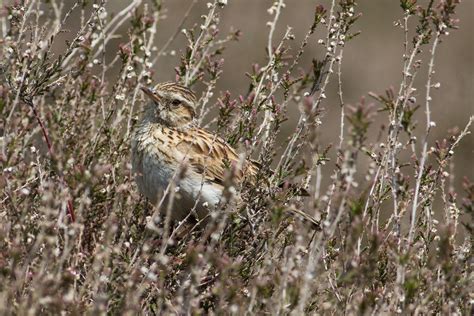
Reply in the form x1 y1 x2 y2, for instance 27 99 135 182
141 82 197 128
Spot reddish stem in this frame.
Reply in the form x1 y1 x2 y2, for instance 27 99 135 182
27 99 76 222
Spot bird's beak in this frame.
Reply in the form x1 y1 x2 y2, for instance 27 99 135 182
140 86 161 103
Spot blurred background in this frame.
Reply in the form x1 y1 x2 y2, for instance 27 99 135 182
63 0 474 194
155 0 473 182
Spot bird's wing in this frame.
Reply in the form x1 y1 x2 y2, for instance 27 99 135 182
177 127 258 186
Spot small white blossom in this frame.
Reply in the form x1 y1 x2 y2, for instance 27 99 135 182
211 232 220 240
99 275 109 282
98 8 107 19
63 290 74 302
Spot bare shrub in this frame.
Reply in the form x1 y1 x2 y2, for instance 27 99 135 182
0 0 472 314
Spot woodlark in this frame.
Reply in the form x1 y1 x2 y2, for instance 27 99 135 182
132 82 258 222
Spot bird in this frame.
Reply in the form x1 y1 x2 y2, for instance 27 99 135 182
131 82 258 222
131 81 319 228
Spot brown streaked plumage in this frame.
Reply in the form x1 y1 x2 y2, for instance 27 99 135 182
132 82 258 221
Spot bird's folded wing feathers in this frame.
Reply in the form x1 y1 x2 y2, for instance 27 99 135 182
177 128 258 186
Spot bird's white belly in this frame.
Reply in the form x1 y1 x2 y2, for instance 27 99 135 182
134 151 174 203
132 137 222 221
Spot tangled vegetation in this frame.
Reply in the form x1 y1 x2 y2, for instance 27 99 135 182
0 0 472 314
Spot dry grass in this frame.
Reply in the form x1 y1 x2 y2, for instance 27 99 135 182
0 0 472 314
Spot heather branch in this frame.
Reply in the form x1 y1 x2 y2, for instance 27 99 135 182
408 30 441 245
151 0 198 66
183 1 218 86
23 97 75 222
336 47 345 150
254 0 285 142
126 4 162 137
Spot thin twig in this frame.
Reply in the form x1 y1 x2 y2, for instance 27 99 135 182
24 97 75 222
408 31 440 245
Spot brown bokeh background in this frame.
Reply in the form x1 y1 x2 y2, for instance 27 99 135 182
74 1 474 192
152 0 473 181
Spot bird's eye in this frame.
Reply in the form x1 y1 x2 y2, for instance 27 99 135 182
171 99 181 106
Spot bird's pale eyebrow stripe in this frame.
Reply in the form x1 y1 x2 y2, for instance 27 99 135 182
155 82 197 104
